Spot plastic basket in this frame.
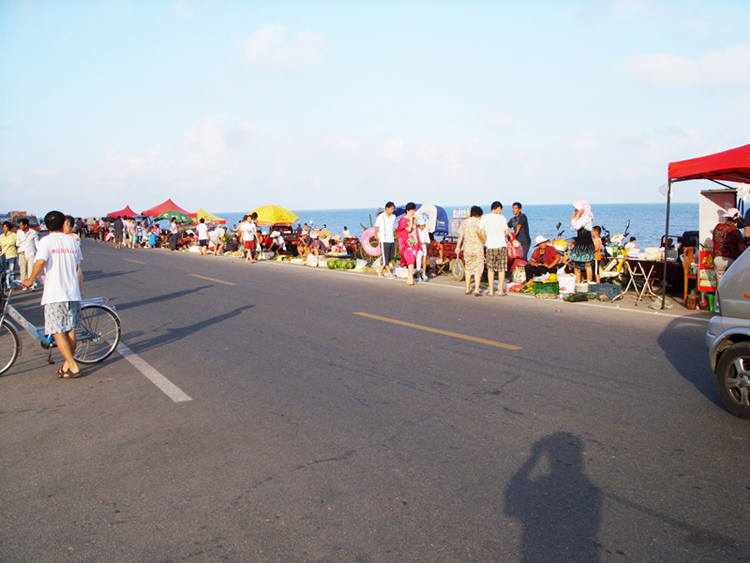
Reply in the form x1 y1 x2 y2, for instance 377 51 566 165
534 281 559 299
589 283 621 300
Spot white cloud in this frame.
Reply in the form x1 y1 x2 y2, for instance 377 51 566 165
183 115 228 155
242 24 327 71
482 110 515 130
106 145 168 173
618 128 649 147
573 131 598 150
619 45 750 88
381 137 406 161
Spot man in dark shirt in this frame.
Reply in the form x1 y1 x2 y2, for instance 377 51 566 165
113 216 124 249
509 202 531 261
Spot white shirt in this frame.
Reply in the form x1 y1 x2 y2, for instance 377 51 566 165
241 221 257 239
196 223 209 240
35 232 82 305
478 213 509 249
418 227 430 246
375 212 396 244
209 227 225 244
16 228 39 256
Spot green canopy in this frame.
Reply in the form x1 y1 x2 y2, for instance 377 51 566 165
154 211 193 224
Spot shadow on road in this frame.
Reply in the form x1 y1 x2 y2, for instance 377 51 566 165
657 317 722 409
114 285 212 311
127 304 255 354
505 432 602 562
85 269 140 282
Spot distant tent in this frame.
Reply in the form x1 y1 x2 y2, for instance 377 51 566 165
194 208 226 225
106 205 138 218
141 199 192 217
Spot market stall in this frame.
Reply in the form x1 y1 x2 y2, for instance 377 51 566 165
106 205 138 218
663 142 750 308
141 199 193 217
194 208 226 226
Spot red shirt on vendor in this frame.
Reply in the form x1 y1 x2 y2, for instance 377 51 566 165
530 243 559 267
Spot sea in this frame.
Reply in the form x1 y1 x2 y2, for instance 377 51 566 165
216 203 697 249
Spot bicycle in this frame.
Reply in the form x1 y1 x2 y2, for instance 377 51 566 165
0 273 121 375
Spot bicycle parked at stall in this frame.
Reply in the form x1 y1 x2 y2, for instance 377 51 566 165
0 273 121 375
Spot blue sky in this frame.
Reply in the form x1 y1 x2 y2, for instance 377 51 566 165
2 0 749 217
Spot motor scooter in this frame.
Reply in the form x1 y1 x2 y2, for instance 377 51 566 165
595 220 631 282
506 233 528 283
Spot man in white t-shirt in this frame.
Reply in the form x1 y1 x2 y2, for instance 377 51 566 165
241 213 259 263
374 201 396 277
196 218 209 255
16 217 39 291
478 201 510 296
22 210 83 378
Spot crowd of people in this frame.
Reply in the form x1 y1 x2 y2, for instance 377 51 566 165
12 200 744 301
373 200 536 293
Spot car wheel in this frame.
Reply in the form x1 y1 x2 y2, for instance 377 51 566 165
452 259 465 282
715 341 750 419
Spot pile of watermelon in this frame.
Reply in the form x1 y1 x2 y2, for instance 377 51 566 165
327 259 356 270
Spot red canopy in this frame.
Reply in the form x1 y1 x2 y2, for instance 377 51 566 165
106 205 138 218
668 143 750 184
141 199 192 217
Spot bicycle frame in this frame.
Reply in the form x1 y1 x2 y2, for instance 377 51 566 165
1 272 114 362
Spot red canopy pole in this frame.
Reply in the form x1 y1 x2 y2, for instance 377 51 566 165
661 180 672 310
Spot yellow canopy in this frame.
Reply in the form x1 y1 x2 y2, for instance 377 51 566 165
249 205 299 226
194 208 226 225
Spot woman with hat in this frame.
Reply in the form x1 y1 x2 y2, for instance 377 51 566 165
269 230 286 255
713 207 746 282
567 201 595 284
330 234 347 254
395 202 421 285
524 235 561 281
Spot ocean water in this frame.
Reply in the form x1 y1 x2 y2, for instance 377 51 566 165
217 203 697 249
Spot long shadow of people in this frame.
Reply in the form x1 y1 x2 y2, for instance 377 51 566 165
128 304 255 354
505 432 602 562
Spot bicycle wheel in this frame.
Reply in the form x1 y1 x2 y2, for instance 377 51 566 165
0 319 21 375
74 304 121 364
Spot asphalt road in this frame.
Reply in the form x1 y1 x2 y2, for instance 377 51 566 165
1 239 748 563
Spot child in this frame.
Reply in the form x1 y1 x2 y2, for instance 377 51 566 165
592 226 603 283
624 236 638 256
416 218 431 282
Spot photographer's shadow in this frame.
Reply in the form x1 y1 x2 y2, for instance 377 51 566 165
505 432 602 562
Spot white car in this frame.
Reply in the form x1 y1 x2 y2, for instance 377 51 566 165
706 248 750 419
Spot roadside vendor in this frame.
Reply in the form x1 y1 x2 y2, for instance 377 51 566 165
309 232 326 256
713 208 746 282
427 235 445 276
330 234 347 254
297 230 312 257
269 231 286 255
524 235 561 280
